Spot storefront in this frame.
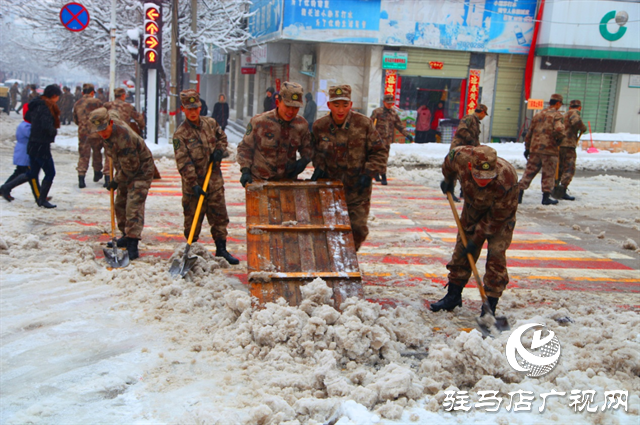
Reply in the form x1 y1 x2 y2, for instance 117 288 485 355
533 0 640 134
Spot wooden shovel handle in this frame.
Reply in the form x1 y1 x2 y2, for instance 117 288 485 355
109 158 116 239
186 160 214 245
446 192 488 303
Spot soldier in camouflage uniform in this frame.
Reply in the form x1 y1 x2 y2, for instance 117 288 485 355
96 88 108 103
311 85 389 251
58 86 75 125
73 83 107 188
91 107 154 260
518 94 565 205
105 88 145 132
451 104 488 149
9 82 19 111
555 99 587 201
237 82 312 186
432 145 518 316
173 90 239 265
370 94 413 185
74 86 82 103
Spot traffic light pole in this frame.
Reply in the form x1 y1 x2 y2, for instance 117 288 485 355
147 69 158 144
108 0 116 101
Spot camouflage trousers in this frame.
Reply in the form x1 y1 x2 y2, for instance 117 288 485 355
518 152 559 194
77 133 108 176
345 185 372 251
447 209 515 298
559 147 577 188
182 186 229 242
115 178 151 239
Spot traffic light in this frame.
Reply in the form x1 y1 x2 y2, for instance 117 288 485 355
143 2 162 68
126 28 142 63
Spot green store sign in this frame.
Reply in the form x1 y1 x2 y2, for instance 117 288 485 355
599 10 627 42
382 51 408 70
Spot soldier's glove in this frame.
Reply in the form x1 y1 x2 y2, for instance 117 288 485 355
210 149 224 165
240 168 253 188
286 158 310 179
406 135 414 143
523 149 530 160
440 179 454 194
356 174 373 195
310 168 328 181
463 239 478 257
192 184 207 198
106 180 119 191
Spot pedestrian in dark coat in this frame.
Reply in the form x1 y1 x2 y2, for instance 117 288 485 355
212 94 229 131
303 92 317 132
264 87 275 112
25 84 61 208
199 98 208 116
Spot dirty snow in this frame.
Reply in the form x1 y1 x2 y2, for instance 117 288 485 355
1 115 639 424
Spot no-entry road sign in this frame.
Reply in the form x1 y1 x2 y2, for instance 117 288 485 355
60 3 90 32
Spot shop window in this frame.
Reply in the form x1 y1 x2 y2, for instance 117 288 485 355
556 71 618 133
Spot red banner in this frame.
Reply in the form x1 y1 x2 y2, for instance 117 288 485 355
466 69 481 115
429 61 444 70
384 70 402 108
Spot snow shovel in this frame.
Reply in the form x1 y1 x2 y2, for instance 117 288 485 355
169 160 213 278
586 121 599 153
446 192 510 336
104 159 129 268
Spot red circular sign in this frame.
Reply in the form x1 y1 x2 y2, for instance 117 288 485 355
60 3 90 32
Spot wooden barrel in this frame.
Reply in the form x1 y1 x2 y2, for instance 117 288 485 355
245 180 363 308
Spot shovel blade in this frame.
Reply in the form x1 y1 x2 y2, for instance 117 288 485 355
103 247 130 268
169 255 198 278
476 314 510 337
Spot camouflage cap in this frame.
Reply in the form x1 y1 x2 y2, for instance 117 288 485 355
279 81 304 108
83 83 95 92
328 85 351 102
89 107 111 132
471 145 498 180
383 94 394 102
114 88 126 97
550 93 563 103
475 104 489 115
569 99 581 108
180 89 202 109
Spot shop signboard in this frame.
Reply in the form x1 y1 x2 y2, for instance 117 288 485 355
382 51 408 70
527 99 544 110
248 0 283 43
466 69 481 115
629 75 640 88
537 0 640 60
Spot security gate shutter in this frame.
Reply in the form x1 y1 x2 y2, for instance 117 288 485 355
492 54 526 139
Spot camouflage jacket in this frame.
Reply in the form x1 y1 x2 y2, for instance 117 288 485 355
525 107 565 156
103 115 154 184
237 109 312 180
104 99 145 134
58 92 75 113
173 116 228 194
443 146 519 240
9 85 18 100
370 107 410 147
312 111 389 187
451 113 481 150
20 87 30 102
73 95 104 136
561 109 587 149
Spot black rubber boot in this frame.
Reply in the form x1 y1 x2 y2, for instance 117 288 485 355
480 296 499 317
1 174 29 202
381 174 388 185
430 283 464 312
107 236 128 248
78 175 86 189
518 189 524 204
560 185 575 201
215 239 240 265
93 170 103 182
542 192 558 205
126 238 139 260
103 176 110 189
38 180 57 208
374 174 381 182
